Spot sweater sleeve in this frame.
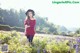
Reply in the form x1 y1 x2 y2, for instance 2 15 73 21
24 19 28 25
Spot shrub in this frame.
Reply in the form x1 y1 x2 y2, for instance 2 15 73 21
0 24 25 32
0 24 11 31
45 40 75 53
0 31 76 53
11 26 24 32
0 32 11 44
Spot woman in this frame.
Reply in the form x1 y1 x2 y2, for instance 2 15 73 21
24 9 36 44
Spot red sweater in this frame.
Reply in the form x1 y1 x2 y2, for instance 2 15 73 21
24 18 36 36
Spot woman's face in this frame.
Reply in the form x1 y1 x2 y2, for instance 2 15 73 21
28 12 33 17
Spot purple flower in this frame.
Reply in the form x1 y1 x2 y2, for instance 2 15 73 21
43 49 47 53
75 44 79 53
37 48 40 53
73 44 76 48
76 38 80 42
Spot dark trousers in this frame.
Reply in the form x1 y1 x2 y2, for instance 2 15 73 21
26 35 34 43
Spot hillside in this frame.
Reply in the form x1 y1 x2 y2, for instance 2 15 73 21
0 8 68 34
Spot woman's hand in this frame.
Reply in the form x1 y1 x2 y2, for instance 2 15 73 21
25 25 30 28
24 25 30 33
27 25 30 27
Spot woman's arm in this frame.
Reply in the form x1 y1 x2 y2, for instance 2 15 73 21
24 18 27 25
24 18 30 28
25 25 30 28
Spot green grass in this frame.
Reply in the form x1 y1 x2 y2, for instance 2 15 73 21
0 30 76 53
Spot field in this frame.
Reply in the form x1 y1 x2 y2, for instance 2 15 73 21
0 30 80 53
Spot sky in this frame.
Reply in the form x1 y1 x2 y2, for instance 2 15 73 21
0 0 80 28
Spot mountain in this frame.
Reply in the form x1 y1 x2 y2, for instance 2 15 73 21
58 26 68 32
67 27 79 32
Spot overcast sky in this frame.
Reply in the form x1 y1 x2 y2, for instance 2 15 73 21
0 0 80 28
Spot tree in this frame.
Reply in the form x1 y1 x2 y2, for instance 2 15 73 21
76 28 80 34
0 8 68 34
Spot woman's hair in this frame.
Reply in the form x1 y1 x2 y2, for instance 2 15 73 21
25 9 35 25
25 9 35 18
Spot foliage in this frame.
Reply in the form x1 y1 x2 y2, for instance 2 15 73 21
0 8 68 34
76 28 80 34
0 31 76 53
0 24 24 32
0 24 11 31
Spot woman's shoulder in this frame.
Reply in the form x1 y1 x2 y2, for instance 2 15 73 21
25 17 28 20
34 18 36 21
33 17 36 20
30 18 36 21
33 18 36 22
